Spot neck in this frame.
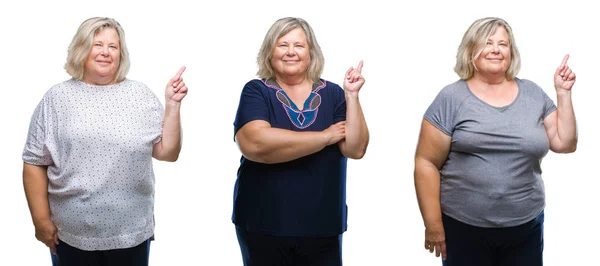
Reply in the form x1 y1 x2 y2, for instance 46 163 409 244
82 74 117 86
472 72 507 86
274 74 311 89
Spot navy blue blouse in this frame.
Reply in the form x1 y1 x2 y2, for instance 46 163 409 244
233 79 348 236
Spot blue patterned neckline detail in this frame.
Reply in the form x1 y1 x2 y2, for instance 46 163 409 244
263 79 326 129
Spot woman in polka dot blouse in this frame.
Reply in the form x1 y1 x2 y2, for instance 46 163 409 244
22 17 187 266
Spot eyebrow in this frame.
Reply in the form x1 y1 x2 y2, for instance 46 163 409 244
487 38 509 42
93 41 119 46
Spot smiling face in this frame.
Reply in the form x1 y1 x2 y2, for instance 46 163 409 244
270 27 311 80
82 27 121 85
473 25 511 76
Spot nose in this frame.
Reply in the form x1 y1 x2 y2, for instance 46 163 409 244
99 45 109 56
285 45 296 56
491 44 500 53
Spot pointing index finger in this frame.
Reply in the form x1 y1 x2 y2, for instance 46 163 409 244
357 60 364 73
173 66 186 81
560 54 569 67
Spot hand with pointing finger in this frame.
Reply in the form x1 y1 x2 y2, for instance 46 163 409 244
554 54 576 92
343 60 365 96
166 66 188 103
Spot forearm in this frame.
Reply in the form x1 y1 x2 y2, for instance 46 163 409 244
555 91 577 151
414 159 443 227
23 163 51 225
243 127 328 164
342 93 369 158
157 102 182 161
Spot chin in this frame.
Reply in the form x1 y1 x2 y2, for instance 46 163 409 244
283 70 303 76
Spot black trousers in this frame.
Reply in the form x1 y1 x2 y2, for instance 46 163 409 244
442 211 544 266
236 226 343 266
53 238 151 266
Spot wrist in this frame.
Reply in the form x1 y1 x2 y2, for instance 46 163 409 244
320 130 332 146
33 216 52 227
423 216 443 228
555 89 572 98
164 100 182 109
345 91 360 100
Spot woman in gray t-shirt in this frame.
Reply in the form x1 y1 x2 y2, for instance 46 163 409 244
414 17 577 266
22 17 188 266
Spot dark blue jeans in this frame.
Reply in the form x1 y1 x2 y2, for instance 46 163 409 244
236 226 343 266
442 211 544 266
52 238 151 266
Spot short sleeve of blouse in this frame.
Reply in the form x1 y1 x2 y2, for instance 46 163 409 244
332 82 346 124
144 83 164 144
233 80 270 139
23 96 54 165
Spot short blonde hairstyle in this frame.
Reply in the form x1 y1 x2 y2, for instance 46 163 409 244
65 17 130 83
454 17 521 80
257 17 324 83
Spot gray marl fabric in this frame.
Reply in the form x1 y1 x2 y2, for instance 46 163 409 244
424 78 556 227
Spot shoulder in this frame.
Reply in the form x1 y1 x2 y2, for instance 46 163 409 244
246 79 273 89
119 79 160 99
433 79 471 104
319 79 342 90
515 78 542 90
244 79 271 91
120 79 150 91
316 79 344 98
515 77 549 97
240 79 279 98
42 79 81 99
439 79 468 96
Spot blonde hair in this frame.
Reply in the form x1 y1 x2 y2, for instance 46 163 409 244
257 17 324 83
454 17 521 80
65 17 130 83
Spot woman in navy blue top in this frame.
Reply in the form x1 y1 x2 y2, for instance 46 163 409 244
233 17 369 266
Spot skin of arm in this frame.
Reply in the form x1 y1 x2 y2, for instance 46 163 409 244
235 120 345 164
338 92 369 159
153 67 188 162
543 93 577 153
338 60 369 159
544 91 577 153
152 101 182 162
543 54 577 153
23 163 58 253
414 119 451 259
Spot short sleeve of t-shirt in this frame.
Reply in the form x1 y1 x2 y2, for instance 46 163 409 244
333 85 346 124
537 82 557 119
423 83 467 136
233 80 270 138
23 95 53 166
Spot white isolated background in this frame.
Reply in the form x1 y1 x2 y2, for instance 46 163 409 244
1 0 597 265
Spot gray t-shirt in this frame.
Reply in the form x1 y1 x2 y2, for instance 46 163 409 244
424 78 556 228
23 79 163 250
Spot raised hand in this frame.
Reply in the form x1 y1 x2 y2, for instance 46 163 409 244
343 60 365 95
554 54 576 91
166 66 188 103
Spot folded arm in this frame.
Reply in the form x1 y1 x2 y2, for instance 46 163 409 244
235 120 345 164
